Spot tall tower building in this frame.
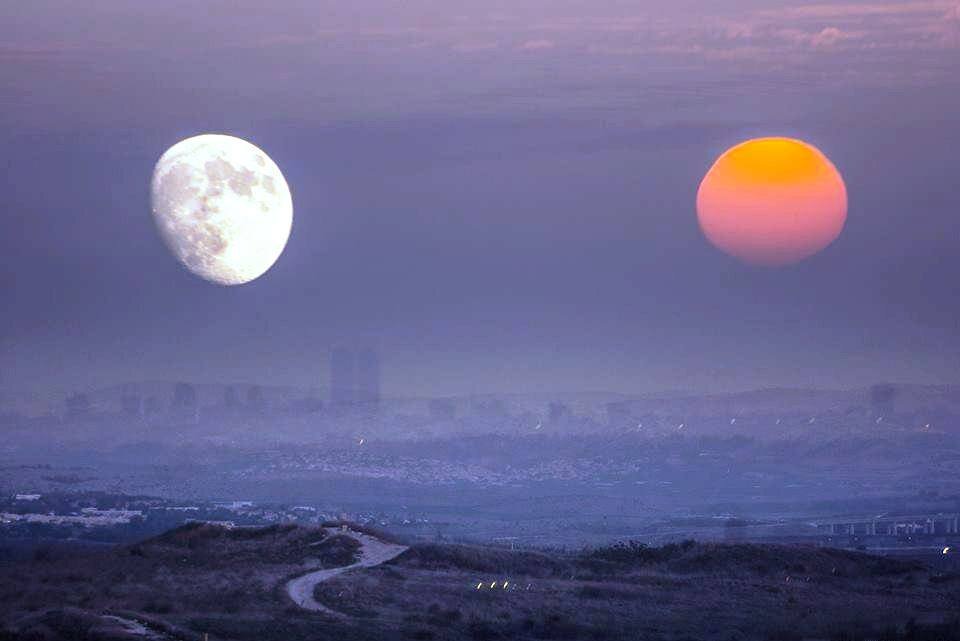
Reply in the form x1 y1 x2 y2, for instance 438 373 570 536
330 346 381 408
330 347 357 406
355 347 381 405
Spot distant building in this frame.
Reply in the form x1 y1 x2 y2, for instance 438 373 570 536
214 501 254 510
223 386 240 409
471 398 507 420
170 382 199 423
606 401 634 428
869 383 897 417
429 398 457 421
65 393 92 420
172 382 198 410
143 396 162 417
291 395 324 415
246 385 267 412
548 402 571 424
331 347 357 405
330 346 381 408
120 384 143 419
355 347 381 405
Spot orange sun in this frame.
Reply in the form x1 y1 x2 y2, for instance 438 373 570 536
696 137 847 266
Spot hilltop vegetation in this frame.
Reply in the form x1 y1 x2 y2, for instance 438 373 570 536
0 523 355 639
341 540 958 641
0 524 958 640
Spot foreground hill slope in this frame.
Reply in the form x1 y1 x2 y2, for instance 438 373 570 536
0 524 958 641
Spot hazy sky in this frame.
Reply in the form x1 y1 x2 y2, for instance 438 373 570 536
2 0 959 405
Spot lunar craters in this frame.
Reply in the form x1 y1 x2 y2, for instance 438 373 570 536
150 134 293 285
155 164 199 217
262 176 276 195
204 157 258 198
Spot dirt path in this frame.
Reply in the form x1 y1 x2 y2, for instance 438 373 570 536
99 615 169 640
285 528 408 616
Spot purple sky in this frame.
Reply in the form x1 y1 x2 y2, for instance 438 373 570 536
2 1 959 406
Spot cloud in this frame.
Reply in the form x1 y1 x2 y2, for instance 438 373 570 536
519 39 555 51
759 2 951 20
720 22 755 41
697 1 960 59
5 0 957 99
808 26 849 48
451 41 500 53
941 3 960 44
945 3 960 25
768 26 855 49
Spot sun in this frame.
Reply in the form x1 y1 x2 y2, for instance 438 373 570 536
696 137 847 266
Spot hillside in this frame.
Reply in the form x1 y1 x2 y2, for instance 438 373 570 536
1 524 959 640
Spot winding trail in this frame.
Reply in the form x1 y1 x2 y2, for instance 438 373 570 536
286 528 408 616
99 615 169 640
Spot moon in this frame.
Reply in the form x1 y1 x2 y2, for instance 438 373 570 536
696 137 847 266
150 134 293 285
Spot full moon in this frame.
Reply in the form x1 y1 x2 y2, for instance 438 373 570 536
696 137 847 266
150 134 293 285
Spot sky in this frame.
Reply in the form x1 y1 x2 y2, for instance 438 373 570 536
1 0 959 406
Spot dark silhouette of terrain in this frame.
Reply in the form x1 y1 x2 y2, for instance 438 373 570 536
1 524 959 640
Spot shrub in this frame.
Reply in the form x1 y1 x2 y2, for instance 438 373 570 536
575 584 638 600
467 618 501 641
313 535 362 567
580 539 696 567
400 544 567 577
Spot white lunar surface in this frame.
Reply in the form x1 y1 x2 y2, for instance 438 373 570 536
150 134 293 285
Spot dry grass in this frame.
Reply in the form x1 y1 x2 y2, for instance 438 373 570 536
1 528 958 641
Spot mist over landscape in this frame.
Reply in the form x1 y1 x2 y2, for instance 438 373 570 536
2 1 960 640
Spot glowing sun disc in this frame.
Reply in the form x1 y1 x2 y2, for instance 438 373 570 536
696 137 847 266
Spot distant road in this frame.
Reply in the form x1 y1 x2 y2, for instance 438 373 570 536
286 528 408 616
